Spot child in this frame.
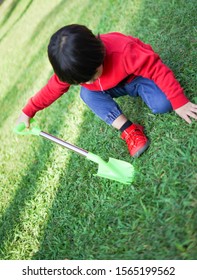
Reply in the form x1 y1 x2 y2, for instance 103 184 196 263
16 24 197 157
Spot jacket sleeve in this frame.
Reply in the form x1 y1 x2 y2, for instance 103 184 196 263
123 42 189 109
22 74 70 117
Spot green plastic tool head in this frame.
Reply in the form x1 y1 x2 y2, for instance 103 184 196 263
86 152 135 184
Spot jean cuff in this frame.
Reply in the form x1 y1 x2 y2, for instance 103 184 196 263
105 106 123 125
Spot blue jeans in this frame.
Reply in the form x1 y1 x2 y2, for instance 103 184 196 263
80 76 172 125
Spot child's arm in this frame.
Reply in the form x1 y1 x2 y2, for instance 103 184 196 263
16 74 70 127
123 42 197 122
23 74 70 117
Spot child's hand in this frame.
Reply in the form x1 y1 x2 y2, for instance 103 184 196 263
175 102 197 124
16 112 31 128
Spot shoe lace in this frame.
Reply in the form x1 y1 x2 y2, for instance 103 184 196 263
124 128 146 147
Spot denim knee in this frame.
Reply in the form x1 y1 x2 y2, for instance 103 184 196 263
151 101 172 114
125 77 173 114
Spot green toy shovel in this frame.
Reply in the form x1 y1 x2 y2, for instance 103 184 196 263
13 120 134 184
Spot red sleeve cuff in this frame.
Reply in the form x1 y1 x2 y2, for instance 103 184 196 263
170 94 189 110
22 100 38 118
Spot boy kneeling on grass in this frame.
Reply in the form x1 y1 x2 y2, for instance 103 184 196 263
16 24 197 157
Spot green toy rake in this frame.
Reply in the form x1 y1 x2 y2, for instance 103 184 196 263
14 120 134 184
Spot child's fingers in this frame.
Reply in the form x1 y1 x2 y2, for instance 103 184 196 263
188 111 197 121
182 115 192 124
188 104 197 120
175 102 197 123
25 121 30 129
191 104 197 113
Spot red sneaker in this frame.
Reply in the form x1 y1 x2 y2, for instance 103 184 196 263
121 124 149 157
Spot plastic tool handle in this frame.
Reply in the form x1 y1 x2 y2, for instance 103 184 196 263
14 119 88 157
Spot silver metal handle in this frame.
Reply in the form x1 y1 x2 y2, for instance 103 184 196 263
40 131 88 157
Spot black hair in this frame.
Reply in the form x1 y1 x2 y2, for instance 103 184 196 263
47 24 105 84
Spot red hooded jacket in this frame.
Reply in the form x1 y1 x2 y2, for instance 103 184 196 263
23 32 189 117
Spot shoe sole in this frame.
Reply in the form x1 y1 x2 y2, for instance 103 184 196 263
132 140 150 158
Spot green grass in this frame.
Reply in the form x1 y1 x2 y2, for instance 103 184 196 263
0 0 197 260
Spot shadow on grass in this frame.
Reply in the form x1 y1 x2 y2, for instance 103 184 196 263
25 0 68 47
0 40 48 128
0 90 78 259
0 0 34 43
0 0 19 27
0 0 82 253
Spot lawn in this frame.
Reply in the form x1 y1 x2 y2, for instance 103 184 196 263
0 0 197 260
